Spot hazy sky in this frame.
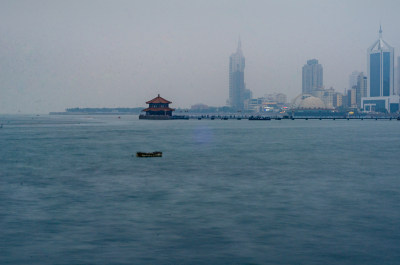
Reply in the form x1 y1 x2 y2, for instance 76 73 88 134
1 0 400 113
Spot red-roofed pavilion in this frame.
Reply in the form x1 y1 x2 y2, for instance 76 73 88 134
139 94 175 119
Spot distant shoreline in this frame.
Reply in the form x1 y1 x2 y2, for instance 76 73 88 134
49 112 141 115
49 107 144 115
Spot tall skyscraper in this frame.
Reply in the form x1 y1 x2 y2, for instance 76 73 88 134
367 26 394 97
302 59 323 94
397 56 400 95
362 26 399 113
355 72 367 108
229 38 246 110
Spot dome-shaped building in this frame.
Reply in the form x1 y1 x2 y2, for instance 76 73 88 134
290 93 334 116
298 96 326 109
291 94 332 110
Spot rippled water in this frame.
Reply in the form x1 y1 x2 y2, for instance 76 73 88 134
1 115 400 264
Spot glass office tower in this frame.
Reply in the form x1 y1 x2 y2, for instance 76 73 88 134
367 26 394 97
362 26 399 113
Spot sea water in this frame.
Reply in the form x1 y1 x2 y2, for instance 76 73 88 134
1 115 400 264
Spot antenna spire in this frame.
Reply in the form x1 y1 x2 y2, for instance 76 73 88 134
237 35 241 50
379 24 382 38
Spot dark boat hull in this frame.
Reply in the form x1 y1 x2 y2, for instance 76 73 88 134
136 152 162 157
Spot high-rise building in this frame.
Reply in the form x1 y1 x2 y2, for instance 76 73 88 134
397 56 400 95
342 90 348 109
349 71 360 89
355 72 367 108
302 59 323 94
362 26 399 113
229 38 246 110
348 88 357 108
367 26 394 97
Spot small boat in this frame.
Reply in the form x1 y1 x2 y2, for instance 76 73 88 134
136 152 162 157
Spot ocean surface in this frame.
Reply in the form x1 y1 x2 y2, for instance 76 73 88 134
1 114 400 264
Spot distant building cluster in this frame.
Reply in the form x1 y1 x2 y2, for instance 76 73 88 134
292 26 400 114
226 27 400 114
245 93 288 113
296 61 369 111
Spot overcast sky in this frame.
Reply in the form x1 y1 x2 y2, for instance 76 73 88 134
1 0 400 113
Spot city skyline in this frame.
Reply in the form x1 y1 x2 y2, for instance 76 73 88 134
2 1 400 113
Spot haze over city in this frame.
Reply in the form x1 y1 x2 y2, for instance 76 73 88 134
1 0 400 113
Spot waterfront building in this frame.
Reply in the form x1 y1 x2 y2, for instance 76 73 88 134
229 38 248 110
355 73 367 108
342 92 348 109
348 88 357 109
368 26 394 97
302 59 323 94
291 94 332 110
332 93 343 108
245 98 263 112
362 26 399 113
322 87 335 109
139 94 175 120
291 94 334 116
397 56 400 95
264 93 288 104
245 93 287 113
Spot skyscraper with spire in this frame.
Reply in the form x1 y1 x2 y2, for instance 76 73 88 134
229 38 246 110
367 25 394 97
397 56 400 95
362 26 399 113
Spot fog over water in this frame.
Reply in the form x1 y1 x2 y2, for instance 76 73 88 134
1 0 400 113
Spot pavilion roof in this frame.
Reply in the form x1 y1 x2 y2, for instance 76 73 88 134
142 107 175 112
146 94 172 104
